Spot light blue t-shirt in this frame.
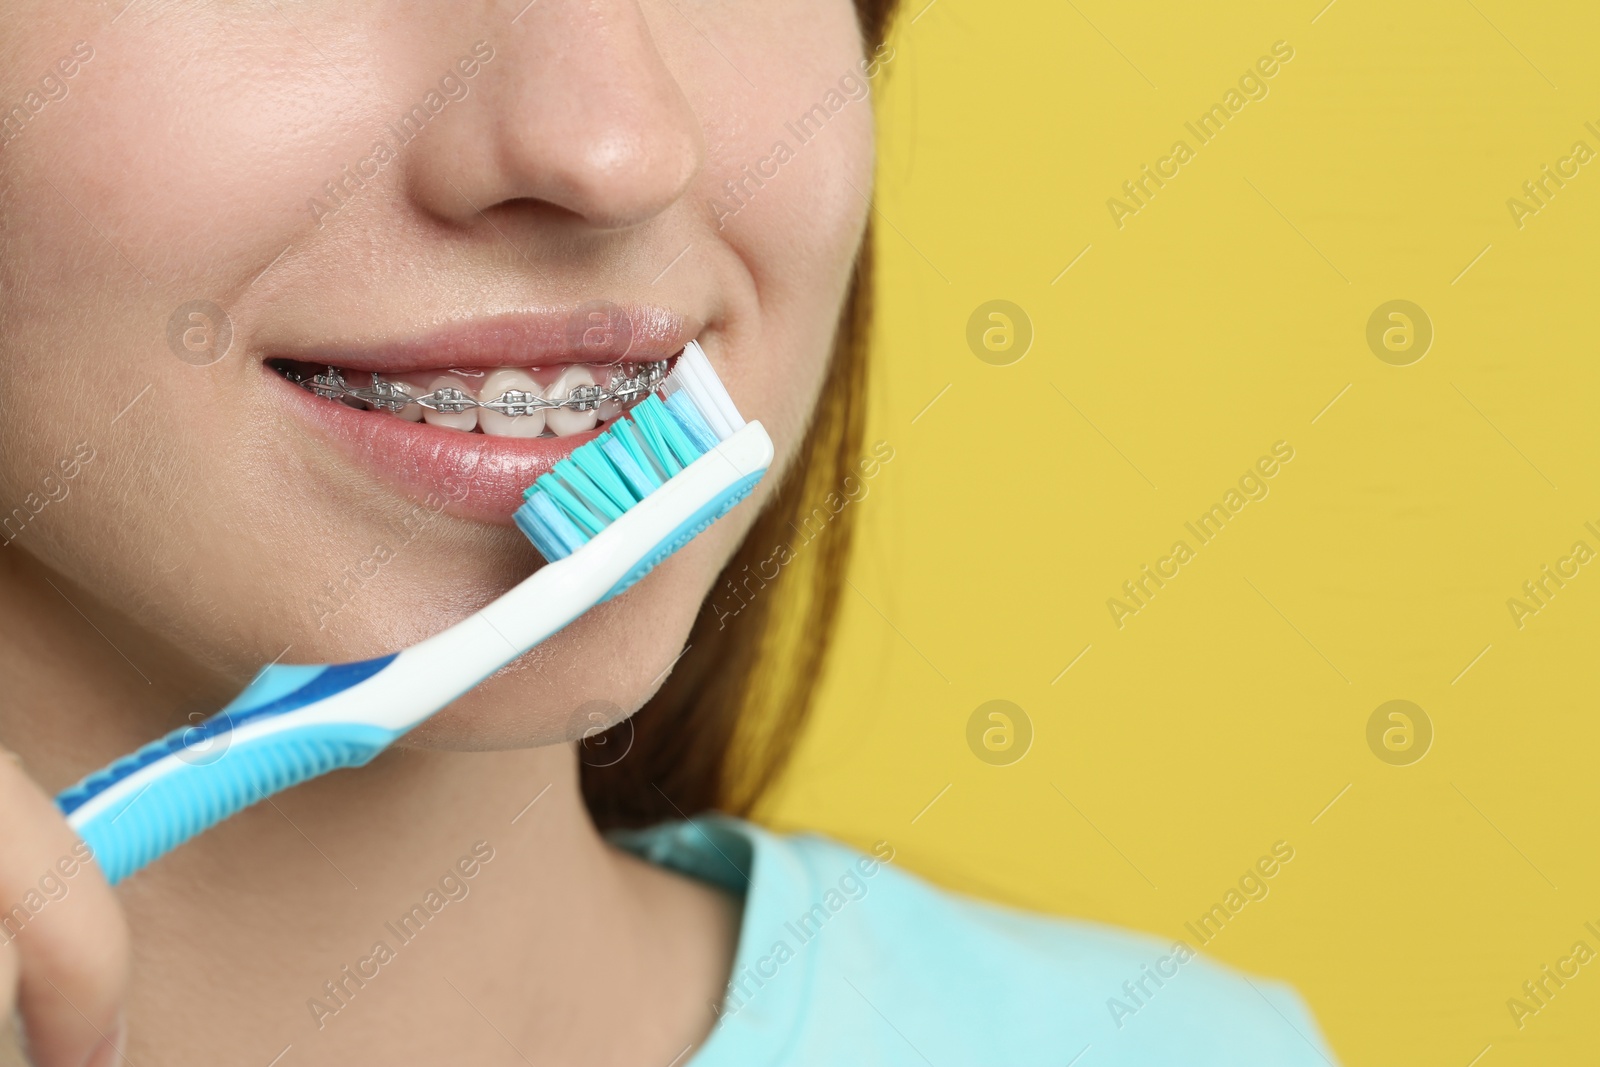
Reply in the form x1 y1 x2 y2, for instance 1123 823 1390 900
612 815 1340 1066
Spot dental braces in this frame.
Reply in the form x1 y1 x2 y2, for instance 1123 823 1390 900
286 359 670 416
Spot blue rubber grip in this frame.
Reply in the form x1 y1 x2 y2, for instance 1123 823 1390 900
73 723 396 886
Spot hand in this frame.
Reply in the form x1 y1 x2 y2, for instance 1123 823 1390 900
0 747 128 1067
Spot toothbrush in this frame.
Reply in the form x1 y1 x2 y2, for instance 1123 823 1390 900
55 341 772 886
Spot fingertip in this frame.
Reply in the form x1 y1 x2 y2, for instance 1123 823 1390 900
81 1012 125 1067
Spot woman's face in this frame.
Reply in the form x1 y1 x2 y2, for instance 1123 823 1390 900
0 1 875 747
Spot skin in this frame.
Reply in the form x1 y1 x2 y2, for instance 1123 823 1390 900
0 2 875 1065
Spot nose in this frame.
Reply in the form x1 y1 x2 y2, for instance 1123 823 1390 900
404 1 705 233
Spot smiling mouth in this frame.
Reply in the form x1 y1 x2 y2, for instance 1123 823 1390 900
268 356 672 439
262 307 705 521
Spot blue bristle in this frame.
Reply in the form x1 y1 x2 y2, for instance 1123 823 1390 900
516 493 588 560
552 456 624 522
630 399 683 477
614 419 666 486
650 399 702 469
539 476 605 537
601 434 657 499
665 393 718 453
514 389 719 561
571 444 637 514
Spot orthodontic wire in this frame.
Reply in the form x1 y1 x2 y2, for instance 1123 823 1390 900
285 359 671 417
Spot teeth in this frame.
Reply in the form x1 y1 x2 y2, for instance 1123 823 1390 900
287 358 667 435
477 369 546 438
392 382 424 422
544 366 599 437
421 374 478 432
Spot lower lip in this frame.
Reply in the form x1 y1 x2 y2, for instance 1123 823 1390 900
270 368 623 523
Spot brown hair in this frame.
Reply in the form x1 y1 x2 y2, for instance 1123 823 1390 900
581 0 899 830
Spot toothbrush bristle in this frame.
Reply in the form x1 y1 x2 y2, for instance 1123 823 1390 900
514 340 744 561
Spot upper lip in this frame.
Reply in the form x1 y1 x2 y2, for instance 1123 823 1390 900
262 305 700 374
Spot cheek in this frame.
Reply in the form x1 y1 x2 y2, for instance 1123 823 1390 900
0 15 378 502
697 16 874 291
688 8 873 489
0 14 442 678
17 18 384 293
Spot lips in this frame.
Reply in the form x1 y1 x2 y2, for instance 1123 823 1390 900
266 308 699 524
273 306 697 373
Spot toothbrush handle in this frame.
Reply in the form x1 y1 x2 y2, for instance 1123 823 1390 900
55 548 602 887
55 553 581 887
69 723 396 886
56 655 404 886
56 422 776 886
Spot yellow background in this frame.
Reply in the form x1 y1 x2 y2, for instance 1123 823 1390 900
764 1 1600 1063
